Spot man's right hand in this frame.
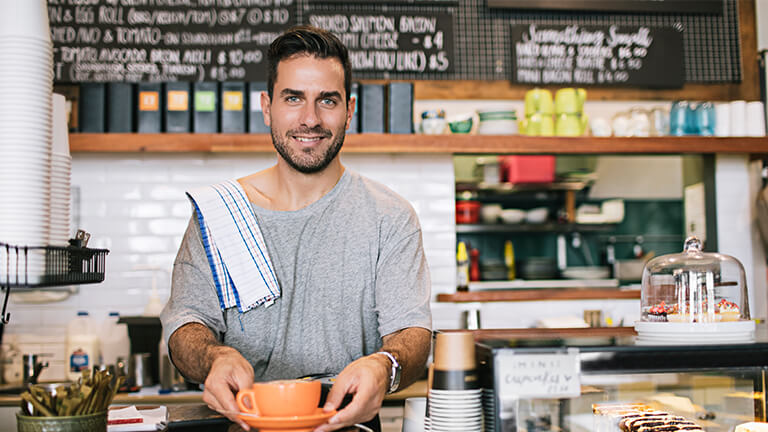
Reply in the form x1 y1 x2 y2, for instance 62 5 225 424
202 346 255 431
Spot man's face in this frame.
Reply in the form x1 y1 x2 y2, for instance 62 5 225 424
261 54 354 174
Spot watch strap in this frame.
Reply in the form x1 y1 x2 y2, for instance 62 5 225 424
375 351 401 394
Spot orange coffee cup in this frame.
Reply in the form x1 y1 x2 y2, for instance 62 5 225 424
236 379 321 417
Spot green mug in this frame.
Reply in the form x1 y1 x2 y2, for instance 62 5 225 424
520 113 555 136
524 88 554 116
555 113 589 136
555 88 587 115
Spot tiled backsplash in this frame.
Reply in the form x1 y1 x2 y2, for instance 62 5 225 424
4 151 641 381
7 152 457 334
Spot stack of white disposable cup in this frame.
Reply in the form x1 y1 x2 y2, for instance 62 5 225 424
0 0 54 284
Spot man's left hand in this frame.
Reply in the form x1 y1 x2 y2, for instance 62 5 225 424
313 354 390 431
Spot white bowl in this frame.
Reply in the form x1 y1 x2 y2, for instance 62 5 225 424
500 208 526 224
526 207 549 224
480 204 502 224
477 120 518 135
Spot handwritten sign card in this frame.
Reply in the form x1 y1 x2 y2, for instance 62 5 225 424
496 349 581 399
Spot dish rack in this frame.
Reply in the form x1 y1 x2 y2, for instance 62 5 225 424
0 240 109 330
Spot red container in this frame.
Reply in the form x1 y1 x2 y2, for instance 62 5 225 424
500 155 555 184
456 201 481 224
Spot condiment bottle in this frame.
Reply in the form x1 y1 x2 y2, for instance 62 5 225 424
456 241 469 292
469 247 480 282
505 240 516 280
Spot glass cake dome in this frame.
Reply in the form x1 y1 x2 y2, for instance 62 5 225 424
640 236 750 324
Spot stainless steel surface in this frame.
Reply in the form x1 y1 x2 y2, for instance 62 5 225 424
461 308 482 330
129 353 153 388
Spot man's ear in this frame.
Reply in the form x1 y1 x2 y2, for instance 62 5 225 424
345 96 356 130
260 91 272 127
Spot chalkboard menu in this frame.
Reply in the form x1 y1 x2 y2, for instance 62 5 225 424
48 0 297 83
510 24 685 88
307 11 454 75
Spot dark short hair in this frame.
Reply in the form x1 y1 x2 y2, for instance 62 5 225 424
267 25 352 103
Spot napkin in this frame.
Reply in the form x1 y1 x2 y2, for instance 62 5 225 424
108 406 168 431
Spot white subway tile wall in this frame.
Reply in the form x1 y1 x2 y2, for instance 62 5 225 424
4 152 458 339
4 152 641 380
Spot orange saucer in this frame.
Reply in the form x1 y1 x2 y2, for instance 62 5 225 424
237 408 336 432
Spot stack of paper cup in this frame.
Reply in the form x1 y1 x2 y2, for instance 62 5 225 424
746 101 766 137
0 0 53 283
729 100 747 136
714 103 731 137
427 332 483 432
50 94 71 247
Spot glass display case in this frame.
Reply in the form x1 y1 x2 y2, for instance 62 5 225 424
476 332 768 432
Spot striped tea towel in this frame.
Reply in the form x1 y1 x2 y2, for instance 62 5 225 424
186 180 280 312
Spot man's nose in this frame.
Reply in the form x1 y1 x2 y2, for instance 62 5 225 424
300 103 321 128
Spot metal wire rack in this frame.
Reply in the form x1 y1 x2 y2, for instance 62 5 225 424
0 242 109 327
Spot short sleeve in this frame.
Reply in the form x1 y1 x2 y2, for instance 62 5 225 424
160 217 228 347
374 212 432 337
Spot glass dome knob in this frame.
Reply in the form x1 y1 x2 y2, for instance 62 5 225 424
683 236 703 253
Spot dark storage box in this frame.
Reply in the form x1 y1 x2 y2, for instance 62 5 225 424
164 82 191 133
248 82 269 133
79 83 106 133
360 84 385 133
193 82 219 133
387 82 413 134
221 82 246 133
106 83 134 133
137 83 162 133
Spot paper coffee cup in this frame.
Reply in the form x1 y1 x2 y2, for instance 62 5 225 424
433 331 476 372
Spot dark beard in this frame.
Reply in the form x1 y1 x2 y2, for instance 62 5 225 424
271 126 345 174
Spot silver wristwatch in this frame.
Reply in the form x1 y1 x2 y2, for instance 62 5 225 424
376 351 402 394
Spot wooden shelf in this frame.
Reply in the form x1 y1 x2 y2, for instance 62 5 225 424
440 326 637 340
456 223 617 233
437 288 640 302
68 133 768 154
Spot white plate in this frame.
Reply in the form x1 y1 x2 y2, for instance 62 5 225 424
635 320 756 333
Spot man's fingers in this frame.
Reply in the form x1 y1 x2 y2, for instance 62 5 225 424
329 397 366 425
204 381 251 430
323 379 352 411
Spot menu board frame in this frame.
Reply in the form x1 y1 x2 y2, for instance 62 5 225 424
510 23 685 89
488 0 723 14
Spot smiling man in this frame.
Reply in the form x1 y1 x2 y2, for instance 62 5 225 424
161 26 432 432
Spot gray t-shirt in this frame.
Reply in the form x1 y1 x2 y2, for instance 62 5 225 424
161 170 432 381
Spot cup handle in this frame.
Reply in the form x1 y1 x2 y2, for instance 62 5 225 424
580 114 589 135
236 390 260 415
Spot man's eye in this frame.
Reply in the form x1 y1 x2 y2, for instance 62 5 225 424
321 98 337 106
286 96 300 103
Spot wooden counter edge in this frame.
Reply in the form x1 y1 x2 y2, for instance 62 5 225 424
0 381 429 408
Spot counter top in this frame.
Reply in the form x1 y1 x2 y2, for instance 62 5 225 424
0 380 428 408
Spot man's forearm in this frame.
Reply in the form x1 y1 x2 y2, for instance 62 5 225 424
168 322 234 383
380 327 431 390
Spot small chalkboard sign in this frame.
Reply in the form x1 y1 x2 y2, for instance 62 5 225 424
510 24 684 89
308 11 454 75
48 0 297 83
